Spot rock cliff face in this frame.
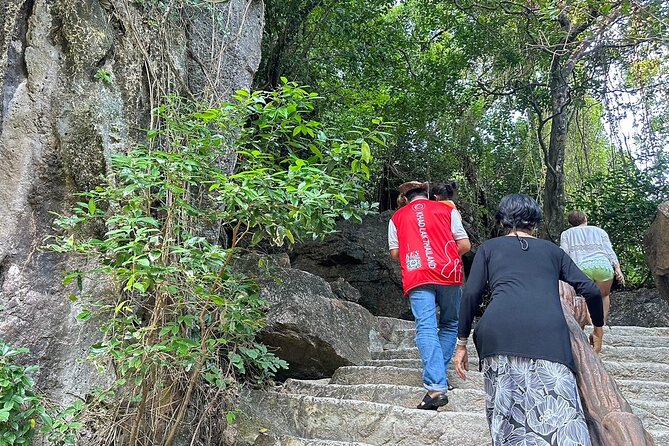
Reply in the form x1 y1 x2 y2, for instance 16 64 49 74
0 0 264 402
645 201 669 304
610 288 669 327
290 211 411 319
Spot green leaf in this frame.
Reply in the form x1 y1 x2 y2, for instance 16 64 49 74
76 310 92 321
251 231 265 246
136 258 150 268
194 110 218 121
88 198 96 215
360 141 371 163
133 281 147 293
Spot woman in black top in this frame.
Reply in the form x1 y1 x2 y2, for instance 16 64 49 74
453 194 604 446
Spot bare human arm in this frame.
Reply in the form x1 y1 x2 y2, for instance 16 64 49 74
454 245 488 379
389 248 399 261
456 238 471 255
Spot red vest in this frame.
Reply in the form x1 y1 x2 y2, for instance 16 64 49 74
391 199 463 294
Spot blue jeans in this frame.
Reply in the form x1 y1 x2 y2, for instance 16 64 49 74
408 284 461 392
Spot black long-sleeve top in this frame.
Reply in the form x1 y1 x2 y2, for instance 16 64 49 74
458 236 603 372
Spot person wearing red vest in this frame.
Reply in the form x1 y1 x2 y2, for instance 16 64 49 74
388 181 471 410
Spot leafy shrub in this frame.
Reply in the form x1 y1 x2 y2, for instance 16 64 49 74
47 81 391 445
0 341 42 445
0 340 85 446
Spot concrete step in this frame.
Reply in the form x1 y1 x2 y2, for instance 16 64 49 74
374 345 669 365
617 379 669 401
364 358 479 369
630 400 669 430
330 366 482 389
384 326 669 349
373 347 474 361
376 317 415 332
596 326 669 337
599 345 669 363
283 379 486 412
648 429 669 446
366 358 669 384
279 380 669 438
378 317 669 338
602 361 669 382
252 433 374 446
381 329 415 350
239 390 491 446
596 333 669 348
242 314 667 445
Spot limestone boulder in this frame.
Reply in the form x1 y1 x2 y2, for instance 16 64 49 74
329 277 361 303
290 211 411 319
610 288 669 327
644 201 669 303
242 260 382 380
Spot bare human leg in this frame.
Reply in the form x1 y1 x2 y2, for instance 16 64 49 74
595 279 613 324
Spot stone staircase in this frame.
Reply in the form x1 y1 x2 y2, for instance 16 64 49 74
238 317 669 445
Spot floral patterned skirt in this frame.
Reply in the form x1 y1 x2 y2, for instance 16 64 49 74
482 355 592 446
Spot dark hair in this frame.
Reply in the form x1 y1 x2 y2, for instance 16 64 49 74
567 210 587 227
495 194 542 230
432 182 457 200
405 188 429 201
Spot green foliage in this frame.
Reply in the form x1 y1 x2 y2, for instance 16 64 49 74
41 401 84 446
0 340 85 446
47 82 390 443
258 0 668 240
93 68 112 85
570 163 660 286
0 341 41 445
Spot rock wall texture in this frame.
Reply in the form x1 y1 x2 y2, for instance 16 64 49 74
610 288 669 327
644 201 669 303
0 0 264 403
235 253 382 380
290 211 412 319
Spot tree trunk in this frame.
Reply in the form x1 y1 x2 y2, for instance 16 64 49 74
458 106 490 243
543 60 569 242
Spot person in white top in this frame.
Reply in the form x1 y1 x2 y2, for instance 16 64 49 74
560 210 625 324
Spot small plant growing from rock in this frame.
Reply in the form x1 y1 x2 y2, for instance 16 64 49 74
93 68 112 84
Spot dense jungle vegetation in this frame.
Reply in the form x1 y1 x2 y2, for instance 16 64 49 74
258 0 669 285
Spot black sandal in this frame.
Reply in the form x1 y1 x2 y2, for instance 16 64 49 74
416 392 449 410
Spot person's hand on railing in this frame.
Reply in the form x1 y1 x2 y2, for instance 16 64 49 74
590 326 604 353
